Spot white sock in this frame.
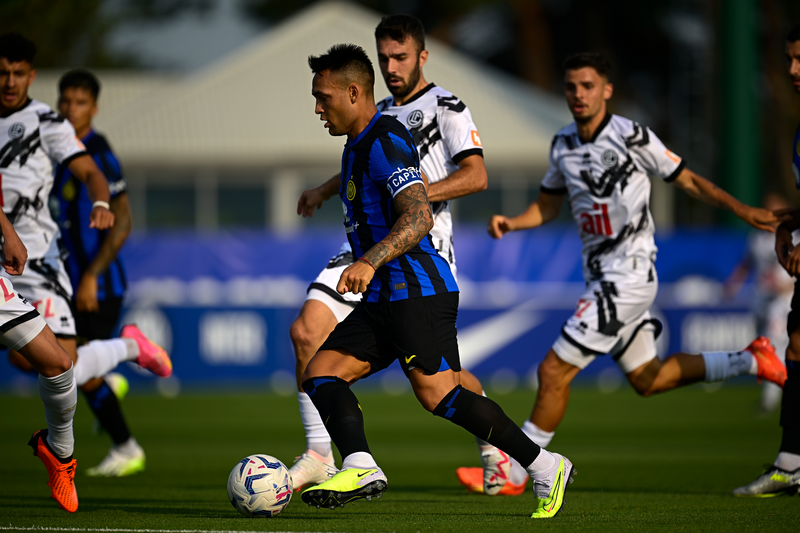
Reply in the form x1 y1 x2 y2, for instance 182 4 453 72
74 339 135 386
526 448 556 476
522 420 555 448
39 363 77 459
701 351 756 382
775 452 800 471
115 436 141 454
298 392 331 456
341 451 378 470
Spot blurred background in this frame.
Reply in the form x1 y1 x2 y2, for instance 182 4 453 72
1 0 799 397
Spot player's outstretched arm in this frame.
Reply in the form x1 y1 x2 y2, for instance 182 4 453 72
671 168 791 232
776 208 800 277
67 154 115 230
0 209 27 275
297 173 341 217
336 183 433 295
427 154 487 202
76 193 132 313
487 191 565 239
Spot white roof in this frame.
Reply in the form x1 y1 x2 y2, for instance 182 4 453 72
30 1 571 170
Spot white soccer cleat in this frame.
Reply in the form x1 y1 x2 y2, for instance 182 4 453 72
481 446 512 496
733 465 800 497
289 449 338 490
85 439 146 477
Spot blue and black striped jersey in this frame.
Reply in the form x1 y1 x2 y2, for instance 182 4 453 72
341 112 458 302
51 130 127 301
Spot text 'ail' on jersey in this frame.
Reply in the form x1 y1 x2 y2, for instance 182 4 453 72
377 84 483 265
541 113 685 283
340 112 458 303
0 99 87 258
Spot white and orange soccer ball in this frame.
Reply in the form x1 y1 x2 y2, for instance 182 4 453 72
227 454 292 517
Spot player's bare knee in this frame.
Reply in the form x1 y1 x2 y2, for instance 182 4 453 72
537 357 570 391
290 319 320 358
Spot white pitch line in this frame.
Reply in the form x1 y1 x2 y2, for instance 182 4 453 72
0 526 338 533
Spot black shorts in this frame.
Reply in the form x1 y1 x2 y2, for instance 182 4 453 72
74 297 124 343
319 292 461 377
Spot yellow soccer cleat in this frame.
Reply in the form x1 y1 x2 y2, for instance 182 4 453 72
531 453 575 519
302 467 387 509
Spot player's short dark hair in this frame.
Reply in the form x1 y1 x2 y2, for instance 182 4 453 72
0 33 36 64
788 25 800 43
59 69 101 100
563 52 612 79
308 44 375 94
375 14 426 53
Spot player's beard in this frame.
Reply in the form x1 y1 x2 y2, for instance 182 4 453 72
386 59 421 99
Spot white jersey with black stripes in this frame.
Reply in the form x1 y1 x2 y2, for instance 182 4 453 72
541 113 684 283
377 83 483 266
0 99 86 259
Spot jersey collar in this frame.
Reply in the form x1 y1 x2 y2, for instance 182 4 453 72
0 97 32 119
348 112 382 147
391 82 435 107
584 112 612 144
81 129 96 143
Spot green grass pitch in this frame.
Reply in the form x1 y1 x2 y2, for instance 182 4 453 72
0 384 797 532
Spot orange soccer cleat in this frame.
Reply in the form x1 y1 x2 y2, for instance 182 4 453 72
456 466 528 496
745 336 787 387
121 324 173 378
28 429 78 512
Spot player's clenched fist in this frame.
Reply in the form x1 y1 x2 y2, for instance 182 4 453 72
337 260 375 295
487 215 513 239
89 205 115 230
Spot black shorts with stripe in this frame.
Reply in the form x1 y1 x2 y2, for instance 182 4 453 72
319 292 461 377
788 279 800 336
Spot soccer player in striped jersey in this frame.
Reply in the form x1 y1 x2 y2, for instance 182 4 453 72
0 33 170 497
734 24 800 497
465 52 789 493
299 43 573 519
52 69 145 477
292 15 512 497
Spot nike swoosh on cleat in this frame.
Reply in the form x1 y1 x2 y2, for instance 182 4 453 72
357 470 375 477
545 470 563 513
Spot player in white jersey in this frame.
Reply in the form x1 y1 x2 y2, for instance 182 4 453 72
0 33 172 498
291 15 520 497
462 52 791 493
734 26 800 497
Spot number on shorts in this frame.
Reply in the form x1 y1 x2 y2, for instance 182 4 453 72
575 299 591 318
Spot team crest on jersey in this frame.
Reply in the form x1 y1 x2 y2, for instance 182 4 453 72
8 122 25 139
346 177 356 201
407 110 424 128
601 149 618 168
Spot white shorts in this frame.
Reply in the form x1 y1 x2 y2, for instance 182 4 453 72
0 277 47 351
3 255 76 337
305 248 360 322
553 277 660 374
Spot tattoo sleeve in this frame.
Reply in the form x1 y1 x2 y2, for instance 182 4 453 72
362 183 433 269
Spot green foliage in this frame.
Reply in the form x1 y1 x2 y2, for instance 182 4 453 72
0 386 797 532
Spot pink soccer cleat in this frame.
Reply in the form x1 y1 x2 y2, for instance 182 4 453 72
121 324 173 378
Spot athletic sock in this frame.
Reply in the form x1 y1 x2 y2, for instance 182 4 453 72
777 361 800 466
522 420 555 448
474 390 493 450
39 363 77 459
302 376 370 459
82 380 131 445
341 451 378 470
432 385 540 469
701 351 756 382
298 391 332 457
74 339 135 386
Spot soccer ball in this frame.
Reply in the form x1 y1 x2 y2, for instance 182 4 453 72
227 454 292 517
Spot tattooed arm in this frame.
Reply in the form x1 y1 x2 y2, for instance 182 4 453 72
671 168 790 232
336 182 433 295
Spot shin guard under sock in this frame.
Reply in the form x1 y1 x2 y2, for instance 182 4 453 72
433 385 540 467
83 381 131 445
302 376 370 459
779 361 800 455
